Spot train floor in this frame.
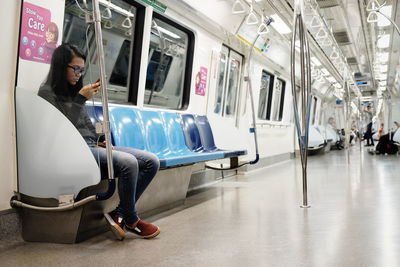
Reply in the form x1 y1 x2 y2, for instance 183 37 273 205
1 145 400 266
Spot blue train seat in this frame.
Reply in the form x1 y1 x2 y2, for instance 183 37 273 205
193 115 247 157
86 105 245 168
86 105 103 125
137 110 223 168
159 112 224 163
109 107 146 150
160 111 190 156
180 114 205 152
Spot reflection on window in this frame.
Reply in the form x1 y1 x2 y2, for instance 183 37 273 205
225 57 241 116
214 48 228 114
258 71 274 120
144 17 189 109
271 78 285 121
63 0 136 103
213 46 243 117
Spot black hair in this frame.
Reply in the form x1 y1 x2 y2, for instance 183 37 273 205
44 43 86 97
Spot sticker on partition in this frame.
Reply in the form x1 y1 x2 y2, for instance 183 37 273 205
195 67 208 96
19 2 58 64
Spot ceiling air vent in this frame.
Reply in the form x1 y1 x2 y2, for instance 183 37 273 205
333 31 351 45
316 0 340 8
347 57 358 65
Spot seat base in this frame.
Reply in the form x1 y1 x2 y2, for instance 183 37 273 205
19 179 119 244
18 165 194 243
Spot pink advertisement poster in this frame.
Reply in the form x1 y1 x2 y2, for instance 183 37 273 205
19 2 59 64
195 67 208 96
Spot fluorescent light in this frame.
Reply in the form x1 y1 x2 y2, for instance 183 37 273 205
377 52 389 62
377 34 390 48
327 76 337 83
320 68 330 76
380 65 388 73
98 0 134 17
270 14 291 34
155 26 181 39
377 5 392 27
334 83 342 89
311 56 322 66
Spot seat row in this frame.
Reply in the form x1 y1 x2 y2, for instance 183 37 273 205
86 105 246 168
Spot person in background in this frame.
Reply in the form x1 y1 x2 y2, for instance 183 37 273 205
38 44 160 240
364 106 374 146
378 123 384 139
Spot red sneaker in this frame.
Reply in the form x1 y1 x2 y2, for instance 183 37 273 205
104 211 126 241
125 220 160 239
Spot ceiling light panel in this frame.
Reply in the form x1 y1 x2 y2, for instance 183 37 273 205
270 14 292 34
377 34 390 48
377 5 392 27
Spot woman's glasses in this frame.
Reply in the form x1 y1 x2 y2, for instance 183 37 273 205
68 65 86 75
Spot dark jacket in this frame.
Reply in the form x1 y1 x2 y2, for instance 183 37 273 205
38 84 101 145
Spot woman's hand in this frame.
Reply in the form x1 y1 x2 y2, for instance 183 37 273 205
79 81 101 100
96 141 114 150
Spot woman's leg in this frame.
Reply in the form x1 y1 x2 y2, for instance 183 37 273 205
91 147 140 225
114 147 160 201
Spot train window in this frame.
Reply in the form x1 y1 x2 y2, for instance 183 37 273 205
257 70 275 120
63 0 138 103
311 96 318 124
214 46 229 114
214 46 243 117
271 78 286 121
144 15 193 109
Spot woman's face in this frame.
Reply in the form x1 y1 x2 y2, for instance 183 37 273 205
46 30 55 43
66 57 85 86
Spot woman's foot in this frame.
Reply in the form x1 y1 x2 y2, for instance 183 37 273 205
104 211 126 241
125 220 160 239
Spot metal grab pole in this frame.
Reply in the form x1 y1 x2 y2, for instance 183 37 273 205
92 1 114 182
358 97 362 154
291 0 311 208
344 80 351 164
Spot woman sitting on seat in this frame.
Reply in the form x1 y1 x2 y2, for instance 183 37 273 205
38 44 160 240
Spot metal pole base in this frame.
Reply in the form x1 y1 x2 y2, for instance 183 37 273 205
300 205 311 208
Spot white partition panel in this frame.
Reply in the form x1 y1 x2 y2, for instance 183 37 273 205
16 87 100 199
308 126 325 148
393 129 400 143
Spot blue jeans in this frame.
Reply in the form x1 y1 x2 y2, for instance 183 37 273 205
90 147 160 224
366 122 374 145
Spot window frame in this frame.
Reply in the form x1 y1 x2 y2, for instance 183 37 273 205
213 46 229 115
257 70 275 120
62 0 146 104
276 78 286 121
223 49 243 117
142 11 195 110
213 45 244 118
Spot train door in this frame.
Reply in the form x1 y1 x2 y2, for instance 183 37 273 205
211 46 243 122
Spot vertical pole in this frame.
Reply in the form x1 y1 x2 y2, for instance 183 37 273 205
344 80 351 164
291 0 311 208
358 97 362 154
92 0 114 180
388 96 392 140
